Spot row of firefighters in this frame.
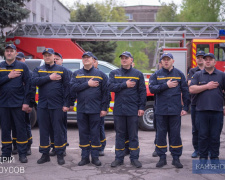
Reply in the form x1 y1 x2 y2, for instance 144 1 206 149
0 44 224 169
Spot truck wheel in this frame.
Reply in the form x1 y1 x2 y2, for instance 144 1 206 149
30 107 37 128
138 105 155 131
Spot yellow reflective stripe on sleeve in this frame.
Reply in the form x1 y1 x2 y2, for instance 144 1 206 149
27 137 32 140
76 76 103 80
55 142 67 148
156 144 167 148
79 144 90 147
38 70 63 74
2 141 12 144
115 76 139 80
40 144 50 148
91 144 102 148
115 148 125 151
16 140 28 144
0 69 24 72
125 140 129 144
157 77 181 80
170 145 183 148
12 138 17 140
51 142 54 145
100 139 106 143
129 146 139 151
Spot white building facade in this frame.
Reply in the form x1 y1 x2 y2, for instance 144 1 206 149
25 0 70 23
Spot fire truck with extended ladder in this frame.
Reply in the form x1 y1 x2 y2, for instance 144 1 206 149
6 22 225 131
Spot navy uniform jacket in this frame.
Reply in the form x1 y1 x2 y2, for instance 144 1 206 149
0 60 30 107
187 66 201 106
28 70 37 108
149 67 190 115
32 63 70 109
62 67 76 106
108 66 146 116
70 66 108 114
190 68 225 111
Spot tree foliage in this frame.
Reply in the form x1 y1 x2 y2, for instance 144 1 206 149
70 0 126 22
70 3 126 62
0 0 30 56
179 0 222 22
156 2 178 22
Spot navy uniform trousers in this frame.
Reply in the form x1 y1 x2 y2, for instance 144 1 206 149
77 112 101 158
50 112 68 149
99 117 106 151
156 115 182 159
12 112 32 149
114 115 139 160
0 107 27 156
191 105 198 152
37 108 66 155
196 111 223 159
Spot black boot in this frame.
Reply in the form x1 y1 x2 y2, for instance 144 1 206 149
91 157 101 166
131 159 142 168
152 150 158 157
78 158 90 166
156 158 167 168
19 154 28 163
49 148 56 156
172 158 183 168
37 154 50 164
57 154 65 165
111 159 124 167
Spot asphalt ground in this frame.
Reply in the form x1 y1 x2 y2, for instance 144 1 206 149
0 114 225 180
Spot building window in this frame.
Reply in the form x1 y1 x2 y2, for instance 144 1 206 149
41 17 44 22
126 13 133 20
32 13 36 22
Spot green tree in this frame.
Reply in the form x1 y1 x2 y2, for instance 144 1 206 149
93 0 126 22
156 2 178 22
70 4 118 63
0 0 30 56
179 0 222 22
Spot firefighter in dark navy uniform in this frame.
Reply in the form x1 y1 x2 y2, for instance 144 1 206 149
93 55 107 156
32 48 70 165
11 52 36 156
187 50 205 158
109 51 146 168
0 44 30 163
49 52 75 157
189 53 225 162
70 51 108 166
149 53 190 168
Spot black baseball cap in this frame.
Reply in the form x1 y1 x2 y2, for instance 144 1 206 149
54 52 62 59
42 48 55 55
119 51 133 58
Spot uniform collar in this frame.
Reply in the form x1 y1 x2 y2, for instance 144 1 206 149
4 59 16 67
162 66 174 73
203 68 217 74
45 63 55 69
121 65 132 73
83 65 94 72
